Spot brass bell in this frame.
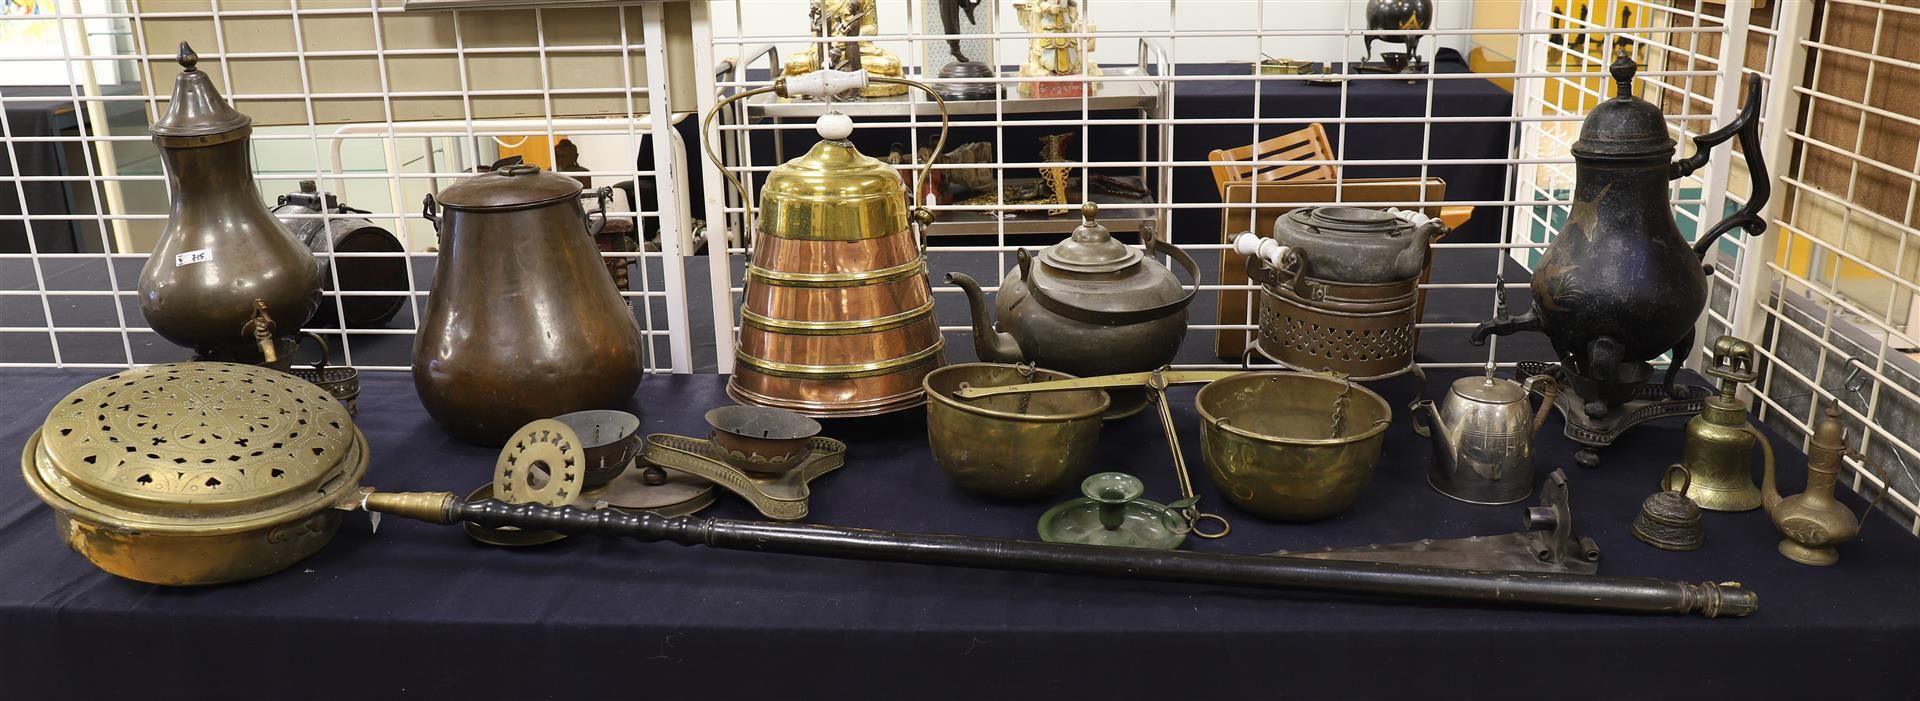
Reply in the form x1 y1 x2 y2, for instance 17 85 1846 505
1633 465 1704 551
1673 336 1769 511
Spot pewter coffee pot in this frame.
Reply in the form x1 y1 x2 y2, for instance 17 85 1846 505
948 203 1199 419
1474 56 1770 418
138 43 322 365
1411 359 1556 505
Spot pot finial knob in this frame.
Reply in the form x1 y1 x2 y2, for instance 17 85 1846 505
1610 54 1636 98
178 41 198 71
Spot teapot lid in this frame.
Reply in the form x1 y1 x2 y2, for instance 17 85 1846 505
1288 206 1413 236
1571 56 1677 161
151 42 253 142
1449 373 1528 404
436 160 584 211
1038 203 1141 274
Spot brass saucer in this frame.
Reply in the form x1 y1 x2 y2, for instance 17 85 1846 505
595 463 717 518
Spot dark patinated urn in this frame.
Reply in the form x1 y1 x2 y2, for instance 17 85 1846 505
1474 57 1769 418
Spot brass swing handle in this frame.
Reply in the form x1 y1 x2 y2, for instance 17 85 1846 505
950 370 1244 400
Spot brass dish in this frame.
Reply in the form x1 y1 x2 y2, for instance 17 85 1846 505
924 363 1109 501
596 464 716 518
1195 372 1391 521
705 405 820 475
555 409 642 488
19 362 367 585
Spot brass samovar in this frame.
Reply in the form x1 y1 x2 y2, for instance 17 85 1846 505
138 43 322 365
705 70 950 417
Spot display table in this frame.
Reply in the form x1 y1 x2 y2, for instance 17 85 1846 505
2 367 1918 700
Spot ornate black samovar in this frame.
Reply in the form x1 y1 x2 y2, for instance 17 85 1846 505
1474 57 1768 463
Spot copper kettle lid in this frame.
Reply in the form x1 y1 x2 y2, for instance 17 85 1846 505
151 42 253 140
1039 203 1141 274
23 363 366 533
436 159 584 211
1572 56 1677 161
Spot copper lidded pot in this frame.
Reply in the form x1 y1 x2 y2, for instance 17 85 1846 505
138 43 322 364
413 162 645 446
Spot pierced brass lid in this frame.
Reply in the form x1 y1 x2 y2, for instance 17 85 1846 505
25 362 366 533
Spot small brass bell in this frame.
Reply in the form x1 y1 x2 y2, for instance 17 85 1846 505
1633 465 1704 551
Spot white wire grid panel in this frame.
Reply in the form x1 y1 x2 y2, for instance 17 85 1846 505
694 0 1750 377
1740 0 1920 531
0 0 696 374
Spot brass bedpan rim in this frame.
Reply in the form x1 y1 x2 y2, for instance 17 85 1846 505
1193 372 1393 447
21 426 372 536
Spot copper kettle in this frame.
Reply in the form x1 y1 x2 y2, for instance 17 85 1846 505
412 162 645 446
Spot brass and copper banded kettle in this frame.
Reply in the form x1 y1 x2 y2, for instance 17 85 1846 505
703 70 952 417
948 202 1199 420
138 42 322 365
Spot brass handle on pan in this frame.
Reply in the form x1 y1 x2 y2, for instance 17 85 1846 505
950 370 1244 400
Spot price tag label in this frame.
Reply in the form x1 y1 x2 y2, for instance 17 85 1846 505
175 248 213 267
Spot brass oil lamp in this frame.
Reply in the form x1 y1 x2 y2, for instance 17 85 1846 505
138 43 322 365
1761 400 1864 566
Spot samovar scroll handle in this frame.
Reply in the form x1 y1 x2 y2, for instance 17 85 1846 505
1667 70 1770 258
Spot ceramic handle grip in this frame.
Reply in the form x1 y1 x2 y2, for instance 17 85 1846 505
777 68 869 100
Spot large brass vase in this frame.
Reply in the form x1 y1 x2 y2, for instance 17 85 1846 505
413 164 646 446
138 44 322 363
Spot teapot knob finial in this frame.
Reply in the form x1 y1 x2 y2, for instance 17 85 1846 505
1610 54 1636 98
178 42 199 71
1081 201 1099 224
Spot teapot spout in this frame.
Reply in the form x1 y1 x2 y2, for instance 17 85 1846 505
1408 398 1457 449
944 272 1024 364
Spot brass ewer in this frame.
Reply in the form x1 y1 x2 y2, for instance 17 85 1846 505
1667 336 1769 511
1761 400 1863 566
703 70 951 417
138 43 322 365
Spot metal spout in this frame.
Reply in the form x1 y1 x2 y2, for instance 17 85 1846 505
945 272 1023 364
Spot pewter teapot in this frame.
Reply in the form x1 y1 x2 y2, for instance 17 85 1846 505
1412 363 1556 505
1473 56 1770 418
947 203 1198 419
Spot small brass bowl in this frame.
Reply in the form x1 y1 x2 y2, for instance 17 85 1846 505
1195 372 1391 521
554 409 642 488
1381 51 1412 73
705 405 821 475
924 363 1110 501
